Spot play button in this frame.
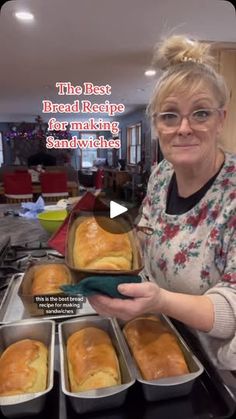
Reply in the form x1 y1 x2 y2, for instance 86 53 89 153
92 196 141 234
110 201 128 219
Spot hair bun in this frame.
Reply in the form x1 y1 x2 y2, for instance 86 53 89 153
153 35 213 70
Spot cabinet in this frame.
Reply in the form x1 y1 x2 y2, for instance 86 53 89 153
214 46 236 153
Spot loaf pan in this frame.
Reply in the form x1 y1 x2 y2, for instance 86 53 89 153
65 210 143 280
58 315 135 414
0 319 55 418
18 261 77 316
114 314 204 402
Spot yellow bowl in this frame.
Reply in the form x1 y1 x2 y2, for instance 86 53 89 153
37 209 68 234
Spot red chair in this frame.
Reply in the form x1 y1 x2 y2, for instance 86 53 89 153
3 172 33 203
94 168 105 190
40 172 69 202
14 169 29 174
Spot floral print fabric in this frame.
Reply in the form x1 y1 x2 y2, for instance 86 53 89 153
139 152 236 369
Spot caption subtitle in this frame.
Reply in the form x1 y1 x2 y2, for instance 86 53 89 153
42 82 125 149
34 295 85 315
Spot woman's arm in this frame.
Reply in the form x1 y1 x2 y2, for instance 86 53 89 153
88 281 215 332
158 287 214 331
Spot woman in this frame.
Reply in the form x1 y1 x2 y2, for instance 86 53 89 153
88 35 236 370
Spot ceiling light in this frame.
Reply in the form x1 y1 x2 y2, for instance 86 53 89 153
144 69 156 77
15 11 34 21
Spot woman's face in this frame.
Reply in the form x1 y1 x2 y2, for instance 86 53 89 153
155 86 226 169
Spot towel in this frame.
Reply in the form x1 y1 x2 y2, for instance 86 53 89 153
19 196 45 219
61 275 142 299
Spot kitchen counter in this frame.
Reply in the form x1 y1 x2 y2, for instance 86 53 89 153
0 203 50 246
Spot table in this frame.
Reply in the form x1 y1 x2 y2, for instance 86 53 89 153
0 180 79 198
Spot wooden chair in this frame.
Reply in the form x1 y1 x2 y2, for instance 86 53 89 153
3 172 33 203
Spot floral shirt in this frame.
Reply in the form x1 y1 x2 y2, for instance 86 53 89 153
139 151 236 369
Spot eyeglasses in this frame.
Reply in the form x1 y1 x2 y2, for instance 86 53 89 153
153 108 223 129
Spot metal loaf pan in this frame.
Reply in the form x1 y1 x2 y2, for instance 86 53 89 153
0 319 55 418
58 315 135 414
114 314 204 402
17 261 75 316
65 210 143 280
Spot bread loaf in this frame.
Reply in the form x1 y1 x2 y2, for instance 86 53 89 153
73 216 132 270
67 327 121 392
0 339 48 396
31 264 71 295
123 316 189 380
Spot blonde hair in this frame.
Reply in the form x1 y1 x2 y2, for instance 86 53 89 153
147 35 229 117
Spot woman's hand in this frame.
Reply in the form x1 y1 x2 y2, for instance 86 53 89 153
87 281 164 321
88 282 215 332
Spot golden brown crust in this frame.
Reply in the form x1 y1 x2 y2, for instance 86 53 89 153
0 339 48 396
31 264 71 295
123 316 189 380
73 216 132 270
67 327 121 392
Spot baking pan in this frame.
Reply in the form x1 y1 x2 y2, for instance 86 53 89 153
58 315 135 414
0 275 17 319
0 274 96 324
114 314 204 402
65 210 143 279
17 261 79 316
0 319 55 418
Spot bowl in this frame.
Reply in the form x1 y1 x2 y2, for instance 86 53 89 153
37 209 68 233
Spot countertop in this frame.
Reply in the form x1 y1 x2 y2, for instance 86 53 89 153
0 203 51 246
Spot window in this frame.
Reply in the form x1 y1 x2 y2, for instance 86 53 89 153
127 123 141 164
80 133 98 168
107 150 113 166
0 133 3 166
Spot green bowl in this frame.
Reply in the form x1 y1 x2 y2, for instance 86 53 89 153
37 209 68 234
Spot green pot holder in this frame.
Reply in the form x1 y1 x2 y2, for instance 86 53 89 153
61 275 142 299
